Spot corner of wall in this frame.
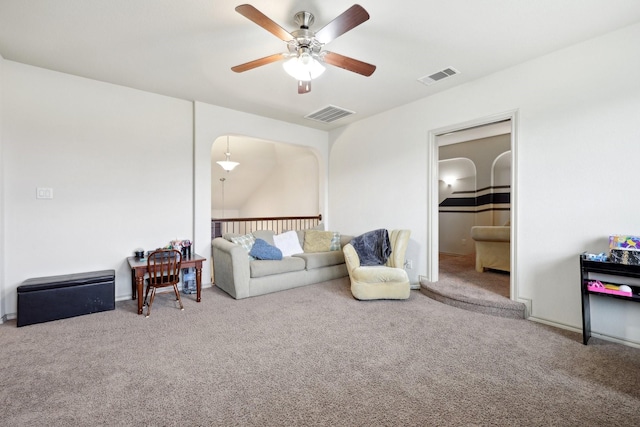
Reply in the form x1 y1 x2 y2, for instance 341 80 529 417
0 53 6 320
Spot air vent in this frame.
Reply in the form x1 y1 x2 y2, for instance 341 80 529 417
305 105 355 123
418 67 460 86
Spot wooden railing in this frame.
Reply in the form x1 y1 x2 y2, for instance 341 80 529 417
211 214 322 239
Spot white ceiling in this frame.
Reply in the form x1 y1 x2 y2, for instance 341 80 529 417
1 0 639 130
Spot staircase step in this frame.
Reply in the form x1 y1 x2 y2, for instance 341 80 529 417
420 276 525 319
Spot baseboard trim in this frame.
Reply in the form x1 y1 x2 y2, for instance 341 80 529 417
516 297 532 318
1 313 17 324
527 315 640 349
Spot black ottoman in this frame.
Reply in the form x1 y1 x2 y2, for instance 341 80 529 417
17 270 115 327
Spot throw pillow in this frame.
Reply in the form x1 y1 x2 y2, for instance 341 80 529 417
249 238 283 260
295 223 325 246
304 230 335 253
273 230 304 257
230 233 256 260
329 231 341 251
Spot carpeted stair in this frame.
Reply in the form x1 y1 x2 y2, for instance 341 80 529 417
420 253 526 319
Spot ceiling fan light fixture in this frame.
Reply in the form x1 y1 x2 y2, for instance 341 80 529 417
283 53 325 81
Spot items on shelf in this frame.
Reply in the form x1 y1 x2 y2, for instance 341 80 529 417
580 255 640 345
609 235 640 250
133 239 193 261
609 234 640 265
583 252 608 262
587 280 633 297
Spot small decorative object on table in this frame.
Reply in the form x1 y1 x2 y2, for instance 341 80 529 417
181 240 192 258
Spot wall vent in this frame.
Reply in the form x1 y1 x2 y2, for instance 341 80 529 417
418 67 460 86
305 105 355 123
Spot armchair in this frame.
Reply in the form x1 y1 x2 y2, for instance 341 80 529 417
342 229 411 300
470 225 510 273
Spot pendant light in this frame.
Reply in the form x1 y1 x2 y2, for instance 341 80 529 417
217 136 239 171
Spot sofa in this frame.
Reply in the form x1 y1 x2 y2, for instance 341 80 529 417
212 228 353 299
470 225 510 273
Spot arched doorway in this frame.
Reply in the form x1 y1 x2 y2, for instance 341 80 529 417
210 135 320 228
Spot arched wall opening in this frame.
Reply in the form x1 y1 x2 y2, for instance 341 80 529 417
211 135 320 219
194 102 329 285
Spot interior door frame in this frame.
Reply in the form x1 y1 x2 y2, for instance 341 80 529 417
427 109 528 312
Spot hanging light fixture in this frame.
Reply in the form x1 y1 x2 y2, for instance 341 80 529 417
219 177 226 219
217 136 239 172
282 47 325 81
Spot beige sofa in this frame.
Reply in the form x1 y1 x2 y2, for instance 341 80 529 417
470 225 510 273
212 229 352 299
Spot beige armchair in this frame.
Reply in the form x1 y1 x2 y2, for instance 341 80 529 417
470 225 510 273
342 229 411 300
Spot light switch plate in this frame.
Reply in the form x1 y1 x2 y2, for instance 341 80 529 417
36 187 53 199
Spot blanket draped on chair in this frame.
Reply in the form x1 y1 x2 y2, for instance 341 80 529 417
350 229 391 266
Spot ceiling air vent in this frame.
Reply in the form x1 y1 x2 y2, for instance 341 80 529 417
418 67 460 86
305 105 355 123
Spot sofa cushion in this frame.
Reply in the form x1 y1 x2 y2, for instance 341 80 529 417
250 256 306 278
252 230 276 246
230 233 256 260
293 251 345 270
249 238 283 260
222 233 241 242
471 226 510 242
273 230 304 257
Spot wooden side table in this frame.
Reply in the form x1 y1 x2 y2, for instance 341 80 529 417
128 253 206 315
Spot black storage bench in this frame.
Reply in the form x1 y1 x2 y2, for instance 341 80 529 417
17 270 115 327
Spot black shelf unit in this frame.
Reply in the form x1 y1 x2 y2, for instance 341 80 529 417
580 255 640 345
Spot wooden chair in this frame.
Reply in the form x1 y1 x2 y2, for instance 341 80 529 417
144 249 183 317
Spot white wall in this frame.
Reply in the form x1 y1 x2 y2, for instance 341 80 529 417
1 61 193 315
0 53 5 320
329 23 640 345
240 149 319 217
210 136 319 219
438 135 511 252
440 135 510 189
438 175 476 255
0 61 330 317
193 102 329 285
493 152 511 226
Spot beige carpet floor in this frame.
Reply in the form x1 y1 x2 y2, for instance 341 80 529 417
421 253 526 318
2 277 640 426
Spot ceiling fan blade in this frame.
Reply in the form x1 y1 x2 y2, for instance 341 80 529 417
298 80 311 94
231 53 286 73
315 5 370 44
323 52 376 77
235 4 294 42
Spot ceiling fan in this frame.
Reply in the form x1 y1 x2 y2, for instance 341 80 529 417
231 4 376 94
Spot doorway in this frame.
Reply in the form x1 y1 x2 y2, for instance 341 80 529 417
427 111 523 307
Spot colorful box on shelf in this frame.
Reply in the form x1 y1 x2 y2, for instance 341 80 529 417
609 235 640 250
609 249 640 265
